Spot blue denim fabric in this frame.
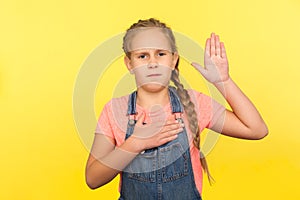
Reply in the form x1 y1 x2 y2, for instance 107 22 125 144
119 86 202 200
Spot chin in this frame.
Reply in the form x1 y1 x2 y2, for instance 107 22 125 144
139 83 168 93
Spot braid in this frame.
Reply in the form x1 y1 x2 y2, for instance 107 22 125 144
171 68 215 184
171 69 199 147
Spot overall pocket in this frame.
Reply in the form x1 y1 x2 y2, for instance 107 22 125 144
124 149 157 183
160 142 189 182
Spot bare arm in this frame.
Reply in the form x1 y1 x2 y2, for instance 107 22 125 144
211 78 268 139
85 134 139 189
85 117 183 189
192 33 268 139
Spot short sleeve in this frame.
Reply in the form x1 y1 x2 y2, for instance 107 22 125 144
95 101 114 139
188 89 225 131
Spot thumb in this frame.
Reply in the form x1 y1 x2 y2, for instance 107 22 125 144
135 114 145 127
191 62 208 77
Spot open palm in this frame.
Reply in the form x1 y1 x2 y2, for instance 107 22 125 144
192 33 229 84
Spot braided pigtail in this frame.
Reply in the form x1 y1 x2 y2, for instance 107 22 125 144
171 67 215 185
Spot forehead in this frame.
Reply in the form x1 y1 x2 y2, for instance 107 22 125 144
128 28 172 52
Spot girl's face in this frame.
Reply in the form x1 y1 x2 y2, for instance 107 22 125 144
125 49 178 92
124 28 178 92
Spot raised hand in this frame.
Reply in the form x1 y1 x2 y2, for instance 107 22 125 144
191 33 230 84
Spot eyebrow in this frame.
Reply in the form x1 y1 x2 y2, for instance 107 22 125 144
133 49 168 54
131 52 149 57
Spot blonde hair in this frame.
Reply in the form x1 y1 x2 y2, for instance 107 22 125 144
123 18 214 184
122 18 177 55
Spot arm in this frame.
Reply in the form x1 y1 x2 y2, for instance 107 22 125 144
85 116 183 189
192 33 268 140
212 78 268 139
85 134 140 189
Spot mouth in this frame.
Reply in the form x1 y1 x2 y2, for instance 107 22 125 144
146 74 162 77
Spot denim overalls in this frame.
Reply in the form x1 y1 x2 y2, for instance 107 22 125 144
119 86 202 200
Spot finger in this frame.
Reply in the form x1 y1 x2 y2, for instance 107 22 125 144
220 42 227 58
215 35 221 56
210 32 216 56
191 62 208 77
160 127 184 138
205 38 210 56
161 122 184 133
134 112 163 137
159 134 178 145
135 114 145 127
147 116 177 137
160 127 182 136
169 127 183 135
152 118 178 131
164 118 180 126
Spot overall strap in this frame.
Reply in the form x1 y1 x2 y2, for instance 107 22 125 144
125 91 138 140
168 86 184 114
127 90 137 116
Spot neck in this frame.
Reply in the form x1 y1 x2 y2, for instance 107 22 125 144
136 86 170 110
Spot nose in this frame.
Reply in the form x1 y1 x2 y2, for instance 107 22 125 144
147 63 158 69
148 56 158 69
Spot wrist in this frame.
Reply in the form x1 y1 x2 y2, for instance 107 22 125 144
121 136 144 154
213 77 233 99
213 76 232 86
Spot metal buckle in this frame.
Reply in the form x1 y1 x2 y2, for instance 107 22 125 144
175 113 183 124
129 119 135 125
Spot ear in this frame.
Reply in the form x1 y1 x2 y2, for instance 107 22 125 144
171 52 179 70
124 55 133 71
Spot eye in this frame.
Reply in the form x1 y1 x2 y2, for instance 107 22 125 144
158 52 166 56
137 54 147 59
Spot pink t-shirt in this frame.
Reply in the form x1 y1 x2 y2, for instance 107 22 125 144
95 89 225 194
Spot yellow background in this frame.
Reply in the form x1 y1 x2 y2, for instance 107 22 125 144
1 0 300 199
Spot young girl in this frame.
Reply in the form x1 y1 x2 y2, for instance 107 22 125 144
85 18 268 200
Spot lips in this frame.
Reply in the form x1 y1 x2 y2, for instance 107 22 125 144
146 74 162 77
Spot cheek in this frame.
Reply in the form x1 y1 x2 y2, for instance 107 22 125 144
162 57 176 68
131 60 148 68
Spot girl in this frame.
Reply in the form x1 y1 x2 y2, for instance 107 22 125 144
85 18 268 200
